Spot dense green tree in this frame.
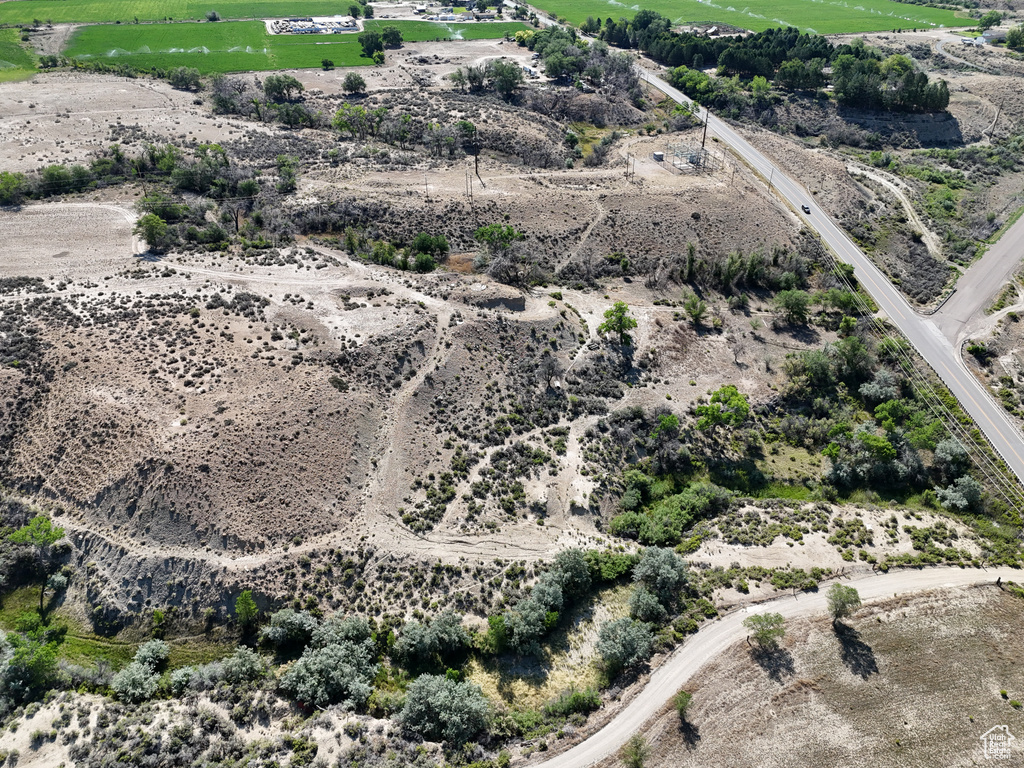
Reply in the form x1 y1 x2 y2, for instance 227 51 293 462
774 289 811 324
261 608 318 655
629 586 667 623
936 474 983 512
597 618 653 672
358 30 384 57
7 516 65 612
263 74 303 101
167 66 202 91
743 612 786 650
826 583 861 625
633 547 688 606
399 675 490 744
1008 24 1024 50
696 385 749 430
489 59 525 99
978 10 1002 30
279 639 377 709
234 590 258 630
0 170 28 205
134 213 169 252
343 72 366 95
554 548 592 597
3 632 59 704
597 301 638 344
380 25 403 47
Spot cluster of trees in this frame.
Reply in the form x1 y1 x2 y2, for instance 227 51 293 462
832 52 949 112
489 549 593 656
1 516 69 719
598 547 695 675
340 228 450 273
448 59 525 99
126 144 272 251
515 27 640 99
357 24 404 61
610 475 733 546
331 103 479 162
679 243 814 297
1008 25 1024 50
209 73 322 128
591 12 950 113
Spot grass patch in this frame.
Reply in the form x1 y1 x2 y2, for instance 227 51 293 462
167 636 236 668
1 585 233 671
530 0 965 33
987 282 1018 315
467 583 629 711
63 19 527 73
753 481 813 501
0 585 43 628
987 202 1024 244
0 28 37 82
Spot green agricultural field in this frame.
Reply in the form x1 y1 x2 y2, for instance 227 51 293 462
0 0 362 25
62 19 528 73
0 28 37 82
533 0 967 34
363 19 529 41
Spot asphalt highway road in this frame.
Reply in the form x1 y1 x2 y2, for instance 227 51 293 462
639 70 1024 486
533 566 1020 768
932 213 1024 343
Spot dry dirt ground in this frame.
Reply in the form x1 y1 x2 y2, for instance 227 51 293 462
0 38 532 174
599 584 1024 768
0 58 815 626
0 50 1007 630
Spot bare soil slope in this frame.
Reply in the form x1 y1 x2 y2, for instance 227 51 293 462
613 584 1024 768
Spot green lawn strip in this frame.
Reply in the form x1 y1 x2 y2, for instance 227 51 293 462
0 27 37 81
532 0 965 34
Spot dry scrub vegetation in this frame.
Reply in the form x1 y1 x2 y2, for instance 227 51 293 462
0 27 1022 768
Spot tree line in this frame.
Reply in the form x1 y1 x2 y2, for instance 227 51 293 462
584 11 949 113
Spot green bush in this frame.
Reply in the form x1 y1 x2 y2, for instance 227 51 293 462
399 674 490 744
111 662 159 704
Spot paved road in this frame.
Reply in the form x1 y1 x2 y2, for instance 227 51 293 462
932 213 1024 343
639 70 1024 486
534 566 1020 768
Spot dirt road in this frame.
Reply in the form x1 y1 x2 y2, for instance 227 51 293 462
531 566 1020 768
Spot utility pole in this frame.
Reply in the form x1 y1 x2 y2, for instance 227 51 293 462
700 108 709 150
